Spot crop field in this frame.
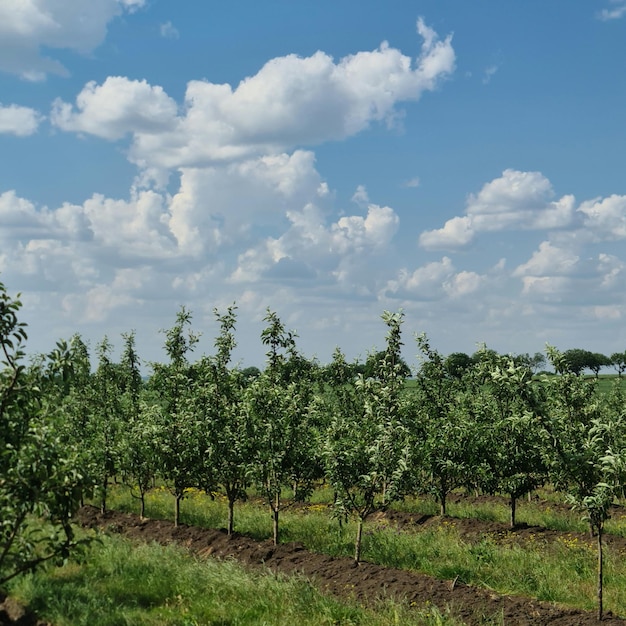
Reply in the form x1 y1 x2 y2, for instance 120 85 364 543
7 486 626 625
4 282 626 624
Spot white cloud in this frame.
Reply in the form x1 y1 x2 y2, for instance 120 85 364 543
52 19 455 170
382 256 491 305
168 150 324 256
513 241 579 278
578 194 626 241
598 1 626 20
419 215 474 249
0 0 145 80
444 270 483 298
351 185 369 206
160 21 179 39
419 169 576 250
81 191 176 258
231 202 399 286
384 257 455 300
482 64 499 84
513 242 626 306
0 104 43 136
51 76 178 140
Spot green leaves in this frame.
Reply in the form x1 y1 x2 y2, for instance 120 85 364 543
321 313 410 562
0 282 91 588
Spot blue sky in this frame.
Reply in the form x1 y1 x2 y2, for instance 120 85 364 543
2 0 626 369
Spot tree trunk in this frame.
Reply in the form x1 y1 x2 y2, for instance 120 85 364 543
440 491 447 517
354 516 364 563
510 494 517 528
272 492 280 545
174 493 182 528
100 477 108 515
597 524 604 622
228 497 235 536
140 492 146 519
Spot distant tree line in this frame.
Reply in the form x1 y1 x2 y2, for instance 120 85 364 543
443 349 626 379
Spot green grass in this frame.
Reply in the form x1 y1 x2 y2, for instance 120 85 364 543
9 533 465 626
393 491 626 536
106 485 626 618
592 374 626 395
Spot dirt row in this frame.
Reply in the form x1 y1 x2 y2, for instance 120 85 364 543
75 505 626 625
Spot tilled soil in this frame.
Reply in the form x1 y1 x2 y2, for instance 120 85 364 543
75 505 626 625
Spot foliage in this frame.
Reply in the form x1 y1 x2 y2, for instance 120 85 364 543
194 305 253 534
322 312 410 562
610 351 626 378
0 281 91 588
364 349 411 380
150 307 201 526
412 335 482 516
541 345 626 619
247 309 319 544
478 352 546 526
442 352 473 379
557 348 611 377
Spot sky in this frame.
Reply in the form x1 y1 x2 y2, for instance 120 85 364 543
2 0 626 370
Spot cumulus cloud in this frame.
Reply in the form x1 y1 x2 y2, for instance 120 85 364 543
0 187 176 259
1 144 384 324
382 257 485 301
231 202 399 286
513 241 580 278
0 0 145 80
51 77 178 140
419 169 576 250
168 150 324 256
0 104 43 136
578 194 626 241
52 19 455 170
513 240 626 307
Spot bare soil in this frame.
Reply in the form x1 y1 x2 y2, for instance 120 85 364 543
75 505 626 625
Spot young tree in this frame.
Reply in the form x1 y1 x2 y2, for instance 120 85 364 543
246 310 318 545
321 312 410 563
150 307 201 526
117 332 161 518
56 334 93 506
480 353 546 527
0 281 91 587
412 335 483 516
195 306 254 535
88 337 125 514
541 346 624 620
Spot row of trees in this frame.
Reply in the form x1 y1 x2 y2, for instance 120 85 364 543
3 278 626 619
444 348 626 379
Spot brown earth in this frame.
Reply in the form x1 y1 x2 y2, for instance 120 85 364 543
0 594 49 626
75 505 626 625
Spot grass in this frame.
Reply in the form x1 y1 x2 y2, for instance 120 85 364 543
106 485 626 618
8 532 465 626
